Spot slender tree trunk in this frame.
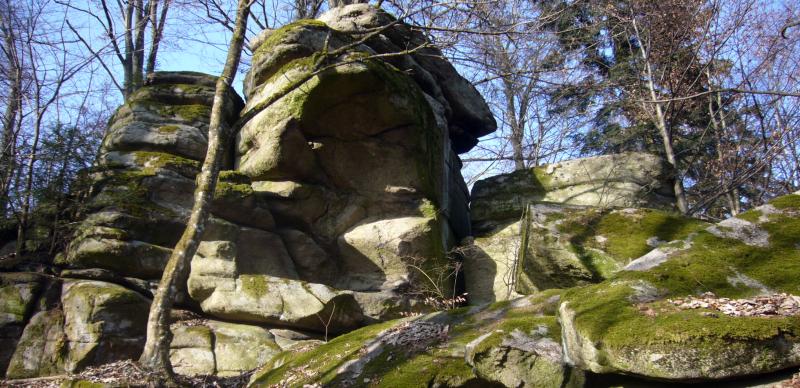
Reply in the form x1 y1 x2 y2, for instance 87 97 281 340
0 15 21 215
123 1 135 98
138 0 251 378
16 109 44 255
0 72 20 214
132 0 148 90
713 88 740 215
146 0 171 75
633 20 688 214
503 87 525 170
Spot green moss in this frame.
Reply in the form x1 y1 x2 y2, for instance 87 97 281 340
532 166 555 190
559 208 708 264
59 379 108 388
735 209 762 223
768 193 800 210
218 170 251 184
365 351 477 387
251 319 401 386
87 169 176 219
157 124 180 133
566 280 800 354
419 199 438 219
580 248 621 278
253 19 329 60
562 197 800 358
240 275 269 298
168 104 212 122
214 180 254 202
0 284 36 322
133 151 200 172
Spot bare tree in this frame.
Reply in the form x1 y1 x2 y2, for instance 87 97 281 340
138 0 252 379
59 0 174 99
13 3 92 254
0 0 23 215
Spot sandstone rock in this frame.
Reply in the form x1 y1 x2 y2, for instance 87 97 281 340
471 152 677 227
466 325 584 388
61 72 279 281
248 291 579 387
5 309 67 378
170 320 281 377
5 279 149 378
187 225 364 332
465 203 707 304
557 193 800 381
60 280 149 372
337 216 447 292
231 12 487 326
318 4 496 153
0 273 46 376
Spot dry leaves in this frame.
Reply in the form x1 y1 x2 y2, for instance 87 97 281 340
669 292 800 317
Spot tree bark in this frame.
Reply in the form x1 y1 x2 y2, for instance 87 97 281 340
146 0 171 75
632 19 689 214
138 0 251 378
0 10 21 215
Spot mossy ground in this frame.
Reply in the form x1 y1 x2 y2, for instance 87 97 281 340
557 208 708 265
562 194 800 359
250 293 566 387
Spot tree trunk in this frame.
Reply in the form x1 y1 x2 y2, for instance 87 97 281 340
633 20 688 214
123 0 135 99
146 0 171 75
0 14 21 215
132 0 148 90
503 87 525 171
138 0 251 378
16 109 44 255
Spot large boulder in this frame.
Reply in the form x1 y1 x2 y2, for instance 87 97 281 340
465 154 702 305
558 192 800 381
0 273 49 377
58 72 251 280
464 204 708 304
170 319 282 377
248 291 584 387
226 5 496 326
471 152 677 229
4 279 149 378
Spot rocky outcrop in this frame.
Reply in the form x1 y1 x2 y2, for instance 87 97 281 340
226 3 496 325
558 192 800 381
4 3 798 387
170 320 283 377
471 152 676 230
2 4 497 379
248 292 584 387
464 153 698 305
4 278 149 379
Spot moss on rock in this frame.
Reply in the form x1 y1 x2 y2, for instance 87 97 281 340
249 292 576 387
559 193 800 380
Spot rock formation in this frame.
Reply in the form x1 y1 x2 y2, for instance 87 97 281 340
2 3 497 380
2 4 800 387
464 153 699 304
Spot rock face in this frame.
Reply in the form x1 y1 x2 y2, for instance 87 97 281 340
228 3 495 325
3 4 799 387
471 152 676 229
558 193 800 380
249 292 584 388
464 154 699 305
1 4 497 380
4 278 149 379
